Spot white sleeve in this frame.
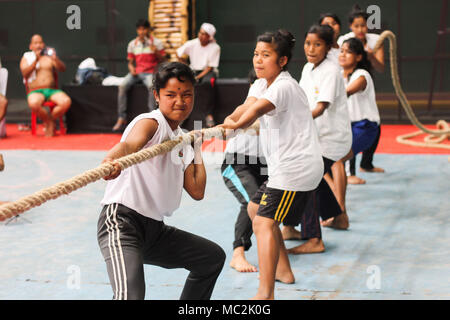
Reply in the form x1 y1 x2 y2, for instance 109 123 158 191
247 79 265 99
176 41 191 57
351 69 371 94
317 70 339 104
261 80 288 112
208 45 220 68
367 33 380 50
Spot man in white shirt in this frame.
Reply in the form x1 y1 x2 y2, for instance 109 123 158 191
177 23 221 127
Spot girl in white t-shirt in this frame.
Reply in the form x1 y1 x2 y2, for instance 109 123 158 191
98 62 225 300
338 4 385 73
219 29 323 300
338 5 386 176
339 38 381 185
319 13 343 64
287 25 352 243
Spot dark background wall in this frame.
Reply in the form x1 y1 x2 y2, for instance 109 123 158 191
0 0 151 120
0 0 448 122
196 0 449 93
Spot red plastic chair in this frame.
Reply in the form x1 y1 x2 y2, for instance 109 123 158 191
25 72 66 136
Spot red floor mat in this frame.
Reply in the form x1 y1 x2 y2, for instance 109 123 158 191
0 124 121 150
0 123 448 154
376 125 449 154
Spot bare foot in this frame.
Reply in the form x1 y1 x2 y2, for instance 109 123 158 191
44 120 55 137
287 238 325 255
347 175 366 185
321 212 349 230
256 271 295 284
275 269 295 284
360 167 385 173
230 247 257 273
281 225 302 240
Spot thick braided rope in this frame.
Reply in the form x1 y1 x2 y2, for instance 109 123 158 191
0 126 226 222
396 120 450 150
374 31 450 148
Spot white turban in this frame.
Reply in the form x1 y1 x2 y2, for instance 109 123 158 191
200 23 216 39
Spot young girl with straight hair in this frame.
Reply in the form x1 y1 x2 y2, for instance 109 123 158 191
284 24 353 251
338 4 386 177
338 4 385 73
339 38 381 185
219 29 323 299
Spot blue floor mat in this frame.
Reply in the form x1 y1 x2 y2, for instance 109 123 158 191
0 150 449 300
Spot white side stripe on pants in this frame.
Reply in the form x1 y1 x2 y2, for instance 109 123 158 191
105 203 128 300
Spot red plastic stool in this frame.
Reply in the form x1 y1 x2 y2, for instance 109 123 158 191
31 102 66 136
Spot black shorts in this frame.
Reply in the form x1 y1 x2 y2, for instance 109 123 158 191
251 182 313 226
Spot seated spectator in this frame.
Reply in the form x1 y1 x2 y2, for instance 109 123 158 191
176 22 221 127
20 34 71 137
112 19 166 132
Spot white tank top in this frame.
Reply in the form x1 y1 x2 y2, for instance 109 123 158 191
101 110 194 221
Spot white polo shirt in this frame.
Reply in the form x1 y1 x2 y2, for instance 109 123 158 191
345 69 380 124
247 71 323 192
101 109 194 221
338 32 380 50
176 38 221 71
299 57 352 161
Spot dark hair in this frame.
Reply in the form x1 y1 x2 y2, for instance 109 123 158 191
256 29 296 70
136 19 150 29
342 38 372 76
348 4 369 24
319 13 341 26
305 24 334 47
153 62 196 94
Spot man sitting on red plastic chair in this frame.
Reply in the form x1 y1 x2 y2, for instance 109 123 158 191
20 34 71 137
